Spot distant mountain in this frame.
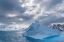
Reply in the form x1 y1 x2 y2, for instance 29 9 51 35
50 23 64 31
0 25 20 31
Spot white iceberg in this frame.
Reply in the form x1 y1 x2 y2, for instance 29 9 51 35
23 20 60 39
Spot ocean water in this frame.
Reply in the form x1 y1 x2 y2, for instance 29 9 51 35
0 31 64 42
0 31 30 42
0 31 44 42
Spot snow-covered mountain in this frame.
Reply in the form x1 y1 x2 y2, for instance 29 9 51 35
23 20 60 39
0 25 20 31
50 23 64 31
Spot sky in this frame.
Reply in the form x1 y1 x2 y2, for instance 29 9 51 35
0 0 64 28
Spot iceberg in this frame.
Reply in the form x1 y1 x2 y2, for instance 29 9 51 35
23 20 60 40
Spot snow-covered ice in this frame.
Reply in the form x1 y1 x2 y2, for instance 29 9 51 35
28 34 52 39
23 20 60 39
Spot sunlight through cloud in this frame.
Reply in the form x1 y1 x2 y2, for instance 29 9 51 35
7 14 17 17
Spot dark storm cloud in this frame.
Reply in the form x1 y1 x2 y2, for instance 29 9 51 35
47 0 63 10
0 0 19 12
0 14 34 25
0 0 64 27
0 0 26 14
38 14 59 25
0 0 34 25
16 14 34 20
38 14 64 26
42 17 64 26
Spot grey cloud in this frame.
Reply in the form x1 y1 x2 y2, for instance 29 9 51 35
38 14 64 26
16 14 34 21
0 0 64 28
34 0 43 4
0 0 26 15
0 13 34 25
52 17 64 23
0 0 19 11
38 14 59 26
47 0 63 10
0 0 28 25
33 0 63 26
36 0 63 10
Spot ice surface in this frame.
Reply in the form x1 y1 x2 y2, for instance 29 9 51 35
28 34 52 39
23 20 60 39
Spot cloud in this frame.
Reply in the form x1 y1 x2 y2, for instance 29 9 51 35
30 0 64 26
0 0 64 28
0 0 34 25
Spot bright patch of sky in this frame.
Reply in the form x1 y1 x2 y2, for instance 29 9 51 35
7 14 17 17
